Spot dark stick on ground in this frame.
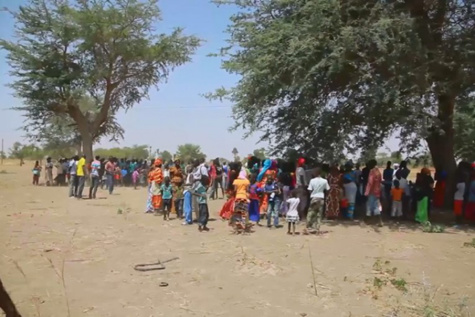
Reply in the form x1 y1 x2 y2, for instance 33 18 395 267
0 277 22 317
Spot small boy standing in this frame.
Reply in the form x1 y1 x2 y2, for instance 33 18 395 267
160 177 173 220
174 181 184 219
183 182 193 225
193 179 210 232
391 179 404 218
264 177 281 228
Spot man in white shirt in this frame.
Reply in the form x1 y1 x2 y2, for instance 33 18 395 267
305 168 330 234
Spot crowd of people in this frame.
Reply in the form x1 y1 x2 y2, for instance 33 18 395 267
216 157 475 234
30 154 475 233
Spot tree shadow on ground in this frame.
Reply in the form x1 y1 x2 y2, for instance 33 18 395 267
322 209 475 234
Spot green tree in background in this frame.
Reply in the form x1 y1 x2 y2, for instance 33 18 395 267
454 99 475 162
175 144 206 164
252 148 266 161
9 142 44 162
159 150 173 163
213 0 475 200
1 0 200 160
28 96 125 155
94 145 149 159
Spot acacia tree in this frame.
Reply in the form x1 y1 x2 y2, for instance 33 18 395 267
1 0 199 160
31 96 125 154
213 0 475 198
175 144 206 163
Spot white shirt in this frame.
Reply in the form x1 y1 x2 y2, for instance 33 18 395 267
69 160 77 175
308 177 330 199
192 164 208 181
454 183 465 201
286 197 300 217
296 167 307 186
199 164 208 177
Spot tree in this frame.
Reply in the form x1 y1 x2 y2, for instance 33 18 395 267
28 96 125 155
94 145 149 159
9 142 26 163
213 0 475 201
159 150 173 163
1 0 200 160
253 148 266 160
454 99 475 162
175 144 206 164
9 142 44 162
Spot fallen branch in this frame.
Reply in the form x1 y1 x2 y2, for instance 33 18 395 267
0 276 22 317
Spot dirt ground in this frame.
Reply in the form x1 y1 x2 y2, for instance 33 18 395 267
1 163 474 317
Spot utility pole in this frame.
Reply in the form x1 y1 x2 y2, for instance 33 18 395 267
1 138 3 165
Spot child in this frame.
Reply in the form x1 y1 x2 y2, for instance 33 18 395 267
174 181 184 219
193 178 209 232
285 190 300 235
132 168 139 189
391 179 404 218
264 176 281 228
183 182 193 225
161 177 173 220
32 161 41 185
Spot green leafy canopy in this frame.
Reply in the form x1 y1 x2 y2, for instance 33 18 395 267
1 0 200 158
211 0 475 164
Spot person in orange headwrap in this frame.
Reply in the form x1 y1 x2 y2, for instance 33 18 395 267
169 158 184 215
151 159 164 212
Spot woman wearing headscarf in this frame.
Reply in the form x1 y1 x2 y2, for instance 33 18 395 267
219 162 241 220
231 169 251 231
414 167 434 223
257 159 276 214
151 159 164 212
326 164 343 219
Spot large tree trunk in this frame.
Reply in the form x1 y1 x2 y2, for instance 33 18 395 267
0 277 22 317
73 115 94 161
81 132 93 162
426 94 457 208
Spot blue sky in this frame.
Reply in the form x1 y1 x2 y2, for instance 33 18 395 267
0 0 264 160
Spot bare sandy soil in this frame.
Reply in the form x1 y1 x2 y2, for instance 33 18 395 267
1 163 474 317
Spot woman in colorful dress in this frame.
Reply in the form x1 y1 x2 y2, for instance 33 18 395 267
151 159 164 212
219 162 240 220
325 164 343 219
414 168 434 223
365 159 383 224
257 159 277 215
170 158 184 213
433 167 447 208
231 170 251 232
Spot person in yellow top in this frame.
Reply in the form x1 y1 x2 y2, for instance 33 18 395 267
76 155 87 199
231 170 251 231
